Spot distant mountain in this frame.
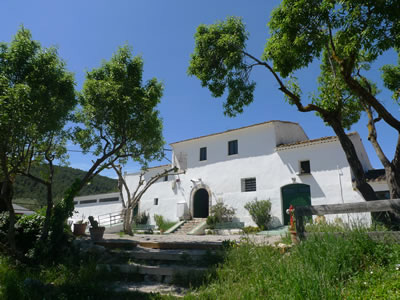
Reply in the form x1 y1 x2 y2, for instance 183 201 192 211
13 165 118 209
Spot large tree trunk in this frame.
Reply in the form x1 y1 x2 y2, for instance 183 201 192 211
329 119 377 201
123 207 133 236
0 180 16 252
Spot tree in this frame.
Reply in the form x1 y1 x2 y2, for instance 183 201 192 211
0 27 76 251
21 131 70 242
188 2 400 207
263 0 400 201
69 45 165 223
112 163 178 235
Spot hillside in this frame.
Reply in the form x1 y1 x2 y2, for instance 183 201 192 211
13 165 118 209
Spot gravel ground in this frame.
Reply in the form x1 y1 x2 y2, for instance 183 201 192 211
103 233 282 245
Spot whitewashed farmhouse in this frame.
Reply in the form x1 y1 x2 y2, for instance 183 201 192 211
122 120 388 227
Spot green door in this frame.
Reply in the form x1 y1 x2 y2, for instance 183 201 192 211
282 184 311 225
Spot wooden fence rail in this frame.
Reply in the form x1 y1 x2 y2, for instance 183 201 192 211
294 199 400 240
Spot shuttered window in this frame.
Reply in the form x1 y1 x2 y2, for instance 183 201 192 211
241 178 256 192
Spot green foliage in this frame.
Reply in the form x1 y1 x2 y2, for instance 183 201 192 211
210 200 236 224
381 50 400 101
153 214 176 232
0 255 160 299
264 0 400 78
188 17 255 117
242 226 261 234
244 199 271 230
13 165 118 207
189 2 400 133
185 228 400 299
0 26 76 180
74 44 165 167
133 211 149 225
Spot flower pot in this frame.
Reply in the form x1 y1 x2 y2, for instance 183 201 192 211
89 227 105 241
73 223 87 236
290 230 299 245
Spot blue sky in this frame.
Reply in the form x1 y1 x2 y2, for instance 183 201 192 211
2 0 399 178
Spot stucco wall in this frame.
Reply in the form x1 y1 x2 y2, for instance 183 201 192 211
125 123 378 227
72 192 123 223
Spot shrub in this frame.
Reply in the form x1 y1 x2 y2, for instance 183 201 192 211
153 214 176 232
244 199 271 230
242 226 261 234
133 211 149 225
210 200 236 223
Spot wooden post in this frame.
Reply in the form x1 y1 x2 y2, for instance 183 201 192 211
295 210 305 240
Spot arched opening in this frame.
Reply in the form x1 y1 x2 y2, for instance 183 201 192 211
281 183 311 225
193 188 209 218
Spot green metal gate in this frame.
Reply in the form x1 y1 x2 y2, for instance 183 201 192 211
281 184 311 225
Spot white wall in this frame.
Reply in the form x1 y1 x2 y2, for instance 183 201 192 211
117 122 385 227
72 192 123 223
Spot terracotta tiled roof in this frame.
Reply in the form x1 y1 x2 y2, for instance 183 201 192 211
276 132 358 150
170 120 299 145
365 169 386 182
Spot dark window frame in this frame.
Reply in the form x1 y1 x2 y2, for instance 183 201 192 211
228 140 238 156
200 147 207 161
241 177 256 192
80 199 97 204
300 160 311 174
154 198 159 205
99 197 120 203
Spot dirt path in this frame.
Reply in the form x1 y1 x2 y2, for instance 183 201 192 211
103 233 282 246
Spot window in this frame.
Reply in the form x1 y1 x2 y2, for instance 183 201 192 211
241 178 256 192
228 140 238 155
99 197 119 203
80 199 97 204
73 201 78 205
200 147 207 161
154 198 159 205
300 160 311 174
164 175 168 181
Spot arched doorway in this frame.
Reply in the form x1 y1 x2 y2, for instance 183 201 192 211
281 184 311 225
193 188 209 218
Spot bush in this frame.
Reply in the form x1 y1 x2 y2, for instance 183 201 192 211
210 200 236 223
206 201 236 229
244 199 271 230
133 211 149 225
153 214 176 232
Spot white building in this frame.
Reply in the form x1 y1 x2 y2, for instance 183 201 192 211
123 120 387 227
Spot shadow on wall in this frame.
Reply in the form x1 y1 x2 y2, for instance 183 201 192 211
276 151 328 198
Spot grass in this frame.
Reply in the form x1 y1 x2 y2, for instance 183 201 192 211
0 255 164 299
181 227 400 299
2 223 400 299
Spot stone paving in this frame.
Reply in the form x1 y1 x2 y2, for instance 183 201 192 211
103 232 282 246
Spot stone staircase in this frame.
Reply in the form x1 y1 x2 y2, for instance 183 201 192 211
172 218 206 235
94 238 223 296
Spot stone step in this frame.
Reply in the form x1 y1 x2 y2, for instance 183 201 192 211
111 281 188 297
170 219 206 235
113 246 211 262
99 263 207 277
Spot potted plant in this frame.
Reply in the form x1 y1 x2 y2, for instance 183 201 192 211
73 215 87 236
88 216 105 241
